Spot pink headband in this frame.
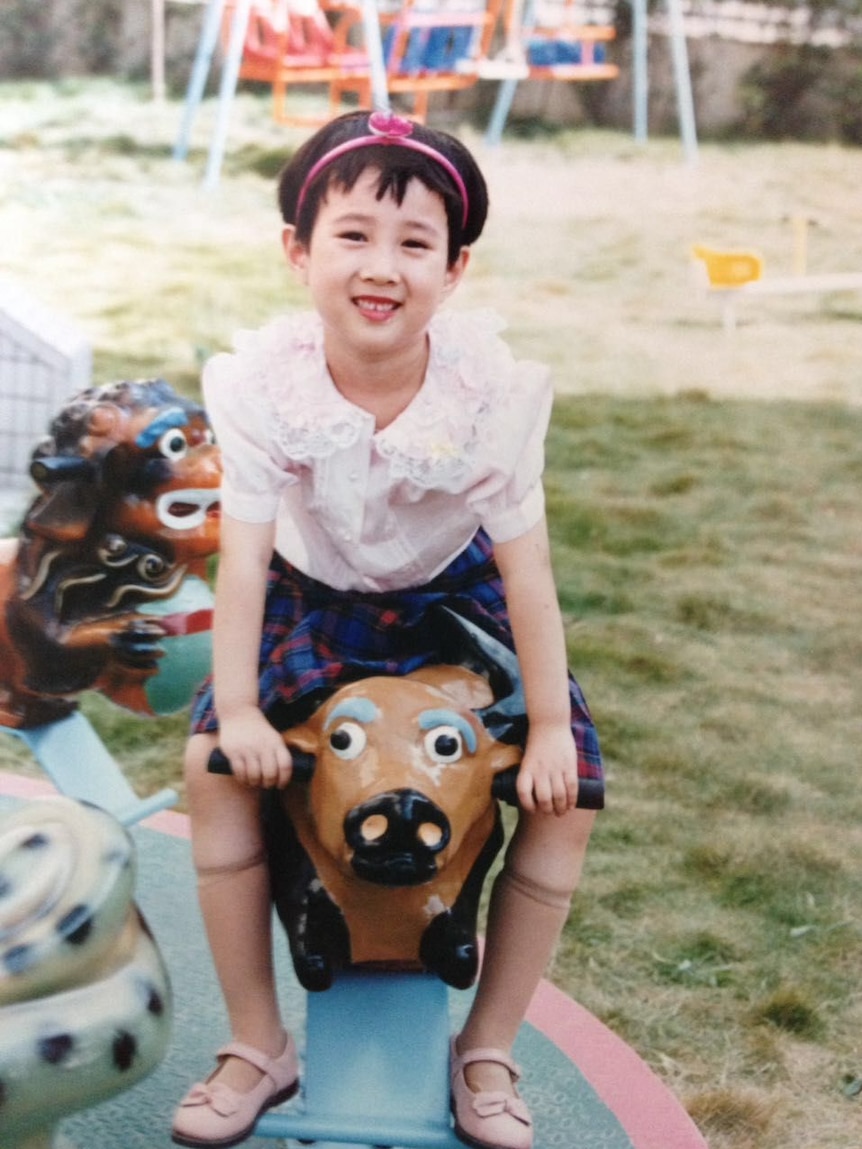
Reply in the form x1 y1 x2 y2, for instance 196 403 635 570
295 111 469 229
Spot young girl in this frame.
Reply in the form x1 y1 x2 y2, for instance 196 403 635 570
172 109 603 1149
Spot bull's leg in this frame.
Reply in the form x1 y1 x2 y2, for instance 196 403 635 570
182 733 290 1095
263 793 351 992
454 806 595 1097
419 805 505 989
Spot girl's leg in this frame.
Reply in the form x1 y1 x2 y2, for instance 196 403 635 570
456 806 596 1096
183 732 287 1094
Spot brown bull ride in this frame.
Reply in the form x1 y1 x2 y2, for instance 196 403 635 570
256 612 527 992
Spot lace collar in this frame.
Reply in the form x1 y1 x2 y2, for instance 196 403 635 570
240 309 523 489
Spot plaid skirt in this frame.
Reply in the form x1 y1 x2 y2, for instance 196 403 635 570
192 530 603 808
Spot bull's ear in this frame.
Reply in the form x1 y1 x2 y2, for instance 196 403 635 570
489 743 522 773
407 664 494 709
284 724 317 754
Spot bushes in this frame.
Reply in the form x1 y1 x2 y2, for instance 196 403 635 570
738 43 862 144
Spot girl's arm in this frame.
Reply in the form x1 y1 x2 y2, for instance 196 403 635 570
211 513 292 787
493 517 580 816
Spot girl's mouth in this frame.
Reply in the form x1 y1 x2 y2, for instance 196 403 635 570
354 296 399 320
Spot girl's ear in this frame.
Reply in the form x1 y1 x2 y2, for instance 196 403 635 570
443 247 471 297
282 226 309 282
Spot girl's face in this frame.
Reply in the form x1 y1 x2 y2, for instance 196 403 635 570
283 168 469 371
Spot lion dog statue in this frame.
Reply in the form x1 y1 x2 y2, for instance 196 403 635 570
0 378 221 728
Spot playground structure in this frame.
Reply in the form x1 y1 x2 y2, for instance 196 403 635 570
692 225 862 331
0 376 709 1149
0 796 173 1149
0 377 220 822
174 0 698 185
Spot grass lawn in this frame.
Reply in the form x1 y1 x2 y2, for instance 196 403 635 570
1 79 861 1149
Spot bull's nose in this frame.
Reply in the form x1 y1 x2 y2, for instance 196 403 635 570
355 812 445 849
344 789 452 887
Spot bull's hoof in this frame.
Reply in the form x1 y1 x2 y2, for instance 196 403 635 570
295 951 334 994
419 913 479 990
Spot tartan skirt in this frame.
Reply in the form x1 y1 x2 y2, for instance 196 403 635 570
191 530 604 808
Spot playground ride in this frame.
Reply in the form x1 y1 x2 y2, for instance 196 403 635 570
692 234 862 332
0 386 709 1149
0 795 173 1149
217 0 616 125
0 377 220 822
221 0 371 125
195 611 535 1148
174 0 632 185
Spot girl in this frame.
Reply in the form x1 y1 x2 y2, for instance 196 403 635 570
172 109 603 1149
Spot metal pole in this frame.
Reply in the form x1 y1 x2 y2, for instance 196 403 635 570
151 0 166 102
631 0 647 143
361 0 390 111
173 0 227 161
204 0 253 187
666 0 698 163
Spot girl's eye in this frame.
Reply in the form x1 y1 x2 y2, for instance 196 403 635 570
423 726 464 764
403 238 430 250
158 429 188 460
329 722 367 760
339 230 366 242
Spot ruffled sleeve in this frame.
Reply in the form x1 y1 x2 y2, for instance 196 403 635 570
466 354 552 542
202 317 301 523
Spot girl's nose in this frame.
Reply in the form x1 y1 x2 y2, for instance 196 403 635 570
360 246 399 284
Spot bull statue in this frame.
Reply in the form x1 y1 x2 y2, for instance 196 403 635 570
0 796 172 1149
246 612 527 993
0 379 221 728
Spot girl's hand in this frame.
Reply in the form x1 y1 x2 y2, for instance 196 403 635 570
516 722 580 816
218 706 293 789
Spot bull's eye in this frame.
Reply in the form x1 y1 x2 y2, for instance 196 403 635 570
329 721 367 760
424 726 463 764
158 428 188 461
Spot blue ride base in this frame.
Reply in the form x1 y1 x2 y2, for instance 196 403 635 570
258 970 464 1149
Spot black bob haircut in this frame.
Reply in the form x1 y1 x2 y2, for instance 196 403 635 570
277 111 489 267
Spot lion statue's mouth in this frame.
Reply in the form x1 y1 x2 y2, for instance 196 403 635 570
156 489 221 532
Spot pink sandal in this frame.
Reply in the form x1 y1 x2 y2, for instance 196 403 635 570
450 1038 534 1149
171 1036 299 1148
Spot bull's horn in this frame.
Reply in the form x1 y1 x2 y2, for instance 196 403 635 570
436 607 526 744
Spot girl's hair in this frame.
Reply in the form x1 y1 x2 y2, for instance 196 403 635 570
277 111 488 266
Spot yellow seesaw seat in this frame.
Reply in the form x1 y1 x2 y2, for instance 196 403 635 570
691 244 764 289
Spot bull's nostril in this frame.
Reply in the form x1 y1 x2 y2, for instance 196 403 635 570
418 823 444 849
360 814 388 843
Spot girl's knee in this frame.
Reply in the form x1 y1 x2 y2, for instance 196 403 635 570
507 807 596 888
516 806 596 849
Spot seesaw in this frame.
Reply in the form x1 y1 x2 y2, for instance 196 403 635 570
692 241 862 332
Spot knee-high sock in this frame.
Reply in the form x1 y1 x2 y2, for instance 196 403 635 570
195 854 284 1051
460 865 573 1054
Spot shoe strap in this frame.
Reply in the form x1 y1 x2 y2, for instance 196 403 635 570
454 1045 522 1083
217 1038 292 1089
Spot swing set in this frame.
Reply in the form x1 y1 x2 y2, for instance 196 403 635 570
173 0 699 186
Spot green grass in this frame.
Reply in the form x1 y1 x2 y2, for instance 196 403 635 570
1 79 861 1149
545 395 862 1147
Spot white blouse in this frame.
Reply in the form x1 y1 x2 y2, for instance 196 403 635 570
203 308 553 593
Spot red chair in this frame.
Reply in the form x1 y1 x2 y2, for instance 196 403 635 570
223 0 371 126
